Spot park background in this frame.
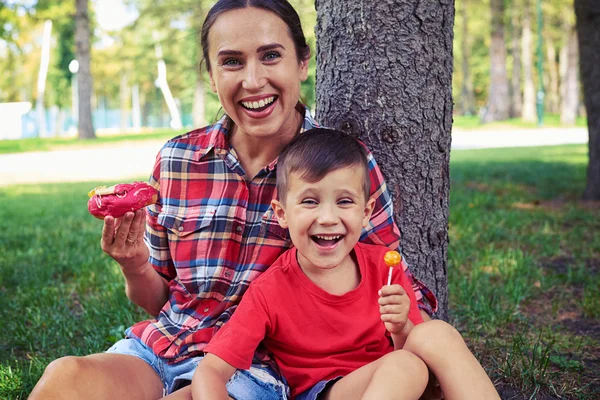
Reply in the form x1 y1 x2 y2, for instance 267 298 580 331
0 0 598 399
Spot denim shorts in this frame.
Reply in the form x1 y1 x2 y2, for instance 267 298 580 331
296 377 342 400
106 338 289 399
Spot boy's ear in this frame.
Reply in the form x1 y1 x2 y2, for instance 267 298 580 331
362 197 376 228
271 199 288 229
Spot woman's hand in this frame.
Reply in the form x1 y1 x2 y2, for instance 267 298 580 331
101 209 149 273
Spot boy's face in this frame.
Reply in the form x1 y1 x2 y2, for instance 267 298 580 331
272 166 375 274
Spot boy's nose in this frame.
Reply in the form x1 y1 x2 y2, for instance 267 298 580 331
317 204 339 225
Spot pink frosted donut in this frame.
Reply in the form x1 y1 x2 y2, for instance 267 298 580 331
87 182 158 219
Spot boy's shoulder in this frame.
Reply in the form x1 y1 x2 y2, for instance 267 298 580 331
247 248 297 291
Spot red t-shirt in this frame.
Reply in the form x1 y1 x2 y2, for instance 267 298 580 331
205 242 423 398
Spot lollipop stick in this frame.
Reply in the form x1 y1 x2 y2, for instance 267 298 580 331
386 266 393 286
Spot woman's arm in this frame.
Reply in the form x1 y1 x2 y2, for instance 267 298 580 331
192 354 237 400
101 209 169 316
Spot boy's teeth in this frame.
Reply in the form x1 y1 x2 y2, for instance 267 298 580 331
315 235 341 240
242 96 275 109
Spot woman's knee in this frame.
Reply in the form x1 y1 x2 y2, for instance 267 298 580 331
404 320 467 358
30 356 89 398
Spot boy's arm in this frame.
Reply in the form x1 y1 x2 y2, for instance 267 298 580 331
192 353 236 400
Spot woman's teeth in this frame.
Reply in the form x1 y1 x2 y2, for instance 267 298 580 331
241 96 276 110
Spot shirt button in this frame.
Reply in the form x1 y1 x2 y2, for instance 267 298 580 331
178 226 184 232
236 225 243 233
204 307 210 313
225 271 231 278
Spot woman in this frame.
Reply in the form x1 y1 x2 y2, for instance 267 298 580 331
30 1 437 399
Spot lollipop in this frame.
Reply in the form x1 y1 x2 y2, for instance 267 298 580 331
384 250 402 286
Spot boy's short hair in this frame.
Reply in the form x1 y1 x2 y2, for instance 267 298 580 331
276 128 371 202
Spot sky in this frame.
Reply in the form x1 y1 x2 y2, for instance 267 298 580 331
94 0 138 31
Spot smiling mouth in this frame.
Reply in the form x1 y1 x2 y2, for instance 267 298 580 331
311 234 344 247
240 96 277 112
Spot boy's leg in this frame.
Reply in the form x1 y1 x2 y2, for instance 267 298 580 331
403 320 500 400
322 350 428 400
29 353 164 400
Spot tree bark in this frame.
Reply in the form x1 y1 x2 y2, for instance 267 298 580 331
560 27 579 126
483 0 510 122
75 0 95 139
575 0 600 200
315 0 453 320
546 40 559 115
521 1 537 123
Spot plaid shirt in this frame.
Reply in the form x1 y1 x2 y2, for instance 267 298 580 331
126 104 437 361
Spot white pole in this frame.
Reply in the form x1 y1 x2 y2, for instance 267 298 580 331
132 84 141 132
153 31 182 130
36 20 52 137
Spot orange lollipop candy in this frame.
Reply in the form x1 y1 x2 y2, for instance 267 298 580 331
384 250 402 285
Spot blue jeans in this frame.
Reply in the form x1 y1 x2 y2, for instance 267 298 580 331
106 338 289 399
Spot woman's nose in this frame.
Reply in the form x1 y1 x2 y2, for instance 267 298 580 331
242 61 266 91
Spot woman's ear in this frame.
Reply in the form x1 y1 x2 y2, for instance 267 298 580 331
299 55 309 82
362 197 376 228
271 199 288 229
209 71 217 93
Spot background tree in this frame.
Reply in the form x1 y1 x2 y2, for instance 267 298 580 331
75 0 95 139
483 0 510 122
315 0 453 319
575 0 600 200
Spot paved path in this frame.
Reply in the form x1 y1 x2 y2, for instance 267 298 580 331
0 127 588 187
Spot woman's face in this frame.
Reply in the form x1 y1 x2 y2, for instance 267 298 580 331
207 7 309 142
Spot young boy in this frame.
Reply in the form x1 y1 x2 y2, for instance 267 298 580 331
191 129 500 400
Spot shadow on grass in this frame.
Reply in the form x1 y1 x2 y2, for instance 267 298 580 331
449 146 599 399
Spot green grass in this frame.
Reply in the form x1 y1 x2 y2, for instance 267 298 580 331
0 129 184 155
453 113 588 130
1 144 599 399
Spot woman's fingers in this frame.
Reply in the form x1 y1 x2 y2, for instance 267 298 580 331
101 216 116 251
115 212 135 245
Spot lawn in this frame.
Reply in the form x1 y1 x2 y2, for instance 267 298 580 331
0 144 598 399
0 128 184 155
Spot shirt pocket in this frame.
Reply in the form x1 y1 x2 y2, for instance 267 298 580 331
158 206 217 238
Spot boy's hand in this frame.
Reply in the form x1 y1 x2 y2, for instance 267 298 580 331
378 284 411 335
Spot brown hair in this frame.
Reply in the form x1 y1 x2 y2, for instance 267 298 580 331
201 0 311 72
276 128 371 203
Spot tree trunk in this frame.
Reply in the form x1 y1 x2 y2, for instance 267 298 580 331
459 0 475 116
483 0 510 122
510 2 522 118
315 0 452 320
546 40 559 115
521 1 536 123
120 74 129 132
575 0 600 200
560 27 579 126
75 0 95 139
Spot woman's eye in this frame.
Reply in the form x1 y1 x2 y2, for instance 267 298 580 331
222 58 241 67
263 51 281 61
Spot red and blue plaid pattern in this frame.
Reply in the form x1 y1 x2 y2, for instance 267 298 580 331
126 104 437 361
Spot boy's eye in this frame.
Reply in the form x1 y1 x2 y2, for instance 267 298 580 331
301 199 318 205
338 198 355 205
263 51 281 61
